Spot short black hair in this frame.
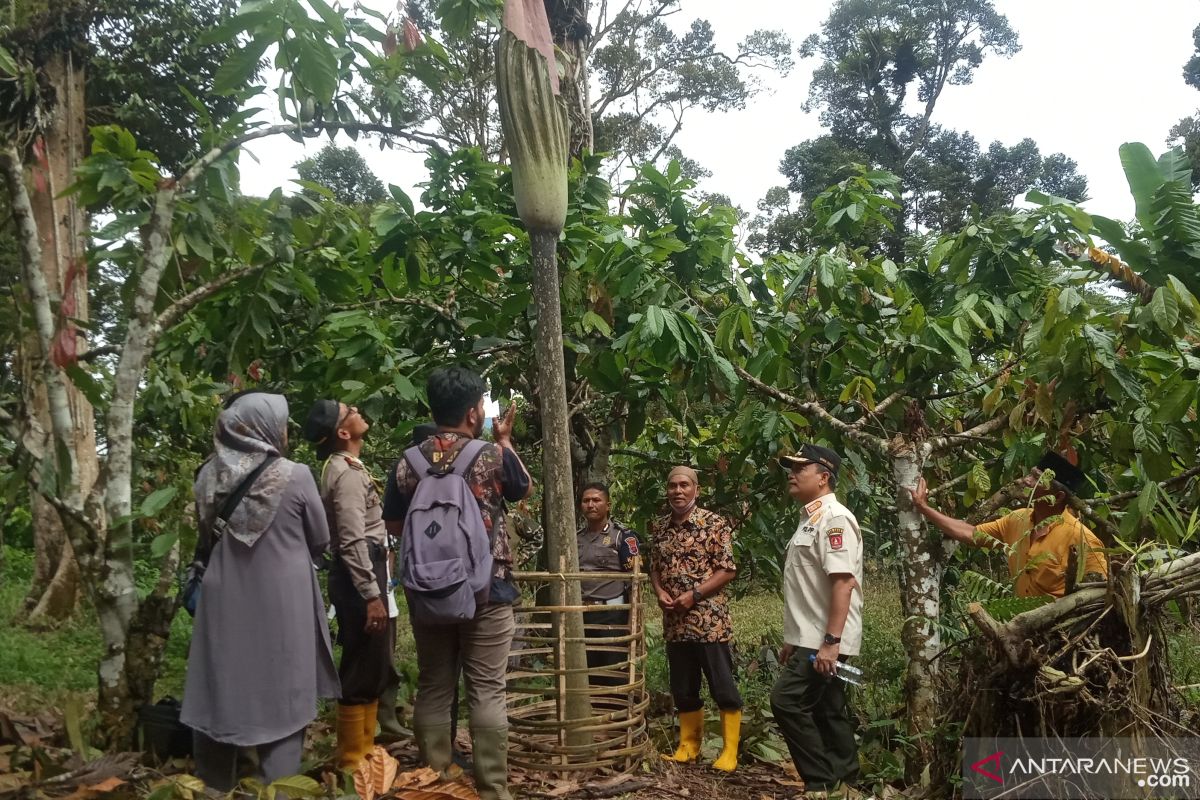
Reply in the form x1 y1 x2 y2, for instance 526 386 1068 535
580 481 610 500
427 366 486 427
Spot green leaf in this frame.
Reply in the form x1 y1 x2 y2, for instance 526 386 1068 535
0 45 20 78
643 305 665 341
1150 286 1180 332
1119 142 1163 228
582 310 612 337
1137 481 1159 519
214 37 271 95
63 364 107 408
269 775 322 798
881 259 898 282
928 323 971 369
1151 377 1196 423
291 38 339 104
140 486 178 518
392 372 418 401
305 0 346 36
150 532 179 559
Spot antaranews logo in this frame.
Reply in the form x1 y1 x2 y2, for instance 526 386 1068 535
963 737 1200 799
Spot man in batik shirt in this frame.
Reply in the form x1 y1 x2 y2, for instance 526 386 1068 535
651 465 741 772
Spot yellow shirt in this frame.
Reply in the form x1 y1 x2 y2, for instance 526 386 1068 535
975 509 1108 598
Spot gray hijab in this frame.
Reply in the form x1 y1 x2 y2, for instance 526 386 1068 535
194 393 295 548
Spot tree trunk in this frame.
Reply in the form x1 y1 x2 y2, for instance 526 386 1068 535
544 0 592 158
20 47 96 626
891 444 940 780
529 228 592 741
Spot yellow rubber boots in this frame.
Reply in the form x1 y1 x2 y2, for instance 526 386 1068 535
336 703 369 770
711 709 741 772
662 709 704 763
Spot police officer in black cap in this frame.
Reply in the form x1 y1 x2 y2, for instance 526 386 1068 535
770 443 864 798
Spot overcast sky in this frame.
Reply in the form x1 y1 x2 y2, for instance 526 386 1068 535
239 0 1200 222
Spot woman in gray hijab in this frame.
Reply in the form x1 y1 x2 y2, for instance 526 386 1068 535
182 392 340 790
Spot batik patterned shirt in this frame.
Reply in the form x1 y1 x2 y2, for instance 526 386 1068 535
649 507 736 643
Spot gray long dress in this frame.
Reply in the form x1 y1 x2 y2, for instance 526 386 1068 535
181 461 340 745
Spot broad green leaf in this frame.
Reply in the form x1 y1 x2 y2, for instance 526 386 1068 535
1150 286 1179 332
1151 377 1196 423
214 37 271 95
1137 481 1159 519
305 0 346 36
881 259 898 282
582 310 612 337
269 774 322 798
1119 142 1163 228
0 45 19 78
141 486 178 518
928 323 971 369
150 532 179 559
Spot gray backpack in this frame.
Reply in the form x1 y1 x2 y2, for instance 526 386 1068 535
400 438 493 624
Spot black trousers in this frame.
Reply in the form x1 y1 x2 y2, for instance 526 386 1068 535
329 556 398 705
666 641 743 712
769 647 860 791
585 607 629 687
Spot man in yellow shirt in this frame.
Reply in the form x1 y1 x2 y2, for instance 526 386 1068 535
910 452 1107 598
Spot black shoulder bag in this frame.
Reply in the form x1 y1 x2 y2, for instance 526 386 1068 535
181 456 280 617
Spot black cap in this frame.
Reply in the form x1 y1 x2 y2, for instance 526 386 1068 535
411 422 437 446
778 443 842 474
303 399 340 458
1036 451 1086 494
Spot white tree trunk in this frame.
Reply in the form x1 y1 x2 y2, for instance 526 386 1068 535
891 446 940 775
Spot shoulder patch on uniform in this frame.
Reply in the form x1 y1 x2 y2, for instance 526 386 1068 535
344 456 363 470
828 532 844 550
827 527 844 535
804 499 823 515
625 536 639 556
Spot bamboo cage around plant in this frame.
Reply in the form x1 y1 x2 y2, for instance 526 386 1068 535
505 561 651 775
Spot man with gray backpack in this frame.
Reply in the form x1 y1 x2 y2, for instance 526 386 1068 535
382 367 531 800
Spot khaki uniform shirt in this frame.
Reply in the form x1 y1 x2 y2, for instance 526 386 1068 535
320 454 387 601
974 509 1107 598
782 493 864 656
577 520 640 600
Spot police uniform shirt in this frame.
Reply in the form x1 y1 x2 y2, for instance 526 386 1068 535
577 520 640 601
782 493 865 656
320 454 387 600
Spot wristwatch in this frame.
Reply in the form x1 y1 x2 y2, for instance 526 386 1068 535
823 633 841 645
692 588 704 604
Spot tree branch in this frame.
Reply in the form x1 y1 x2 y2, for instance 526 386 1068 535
926 414 1007 453
1083 464 1200 507
148 263 269 349
733 364 888 455
923 357 1019 401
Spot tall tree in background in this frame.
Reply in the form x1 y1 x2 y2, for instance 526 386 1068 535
295 143 386 205
1167 22 1200 191
402 0 792 177
0 0 242 625
748 0 1087 255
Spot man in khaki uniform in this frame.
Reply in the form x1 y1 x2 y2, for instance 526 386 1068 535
304 399 396 770
577 482 640 685
771 444 863 797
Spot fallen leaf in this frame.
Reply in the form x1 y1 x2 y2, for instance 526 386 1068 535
61 775 125 800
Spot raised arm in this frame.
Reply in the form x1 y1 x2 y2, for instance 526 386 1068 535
909 477 998 548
